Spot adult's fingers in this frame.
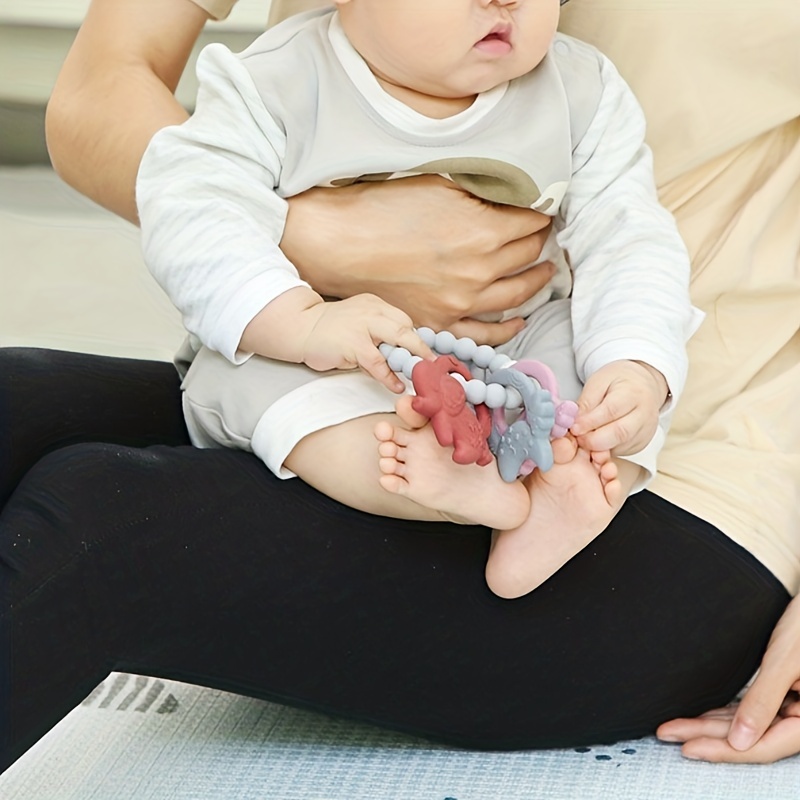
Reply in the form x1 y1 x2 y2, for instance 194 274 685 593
471 262 556 315
729 595 800 750
489 226 553 279
447 317 526 347
729 672 792 751
656 715 733 744
681 718 800 764
481 202 552 253
785 695 800 716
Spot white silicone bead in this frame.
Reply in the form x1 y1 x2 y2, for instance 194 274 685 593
489 353 513 372
504 387 522 409
465 380 487 405
450 372 467 387
485 383 507 408
387 347 410 372
434 330 457 354
383 332 533 419
453 336 478 362
473 344 496 368
417 327 436 347
403 355 423 378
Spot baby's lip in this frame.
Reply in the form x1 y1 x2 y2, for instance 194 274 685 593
478 23 512 45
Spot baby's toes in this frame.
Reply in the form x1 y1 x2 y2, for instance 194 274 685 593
377 439 401 459
378 455 406 477
374 420 395 442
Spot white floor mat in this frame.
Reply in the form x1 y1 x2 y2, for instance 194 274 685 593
2 674 799 800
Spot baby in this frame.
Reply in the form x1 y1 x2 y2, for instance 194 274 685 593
137 0 701 598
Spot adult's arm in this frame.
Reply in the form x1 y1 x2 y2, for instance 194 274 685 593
280 178 555 343
657 594 800 763
46 0 211 224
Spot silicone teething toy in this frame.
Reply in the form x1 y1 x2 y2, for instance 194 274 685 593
380 328 579 481
409 355 493 467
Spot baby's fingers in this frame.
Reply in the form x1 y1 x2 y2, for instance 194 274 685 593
571 403 620 438
573 404 637 452
391 327 435 361
357 345 406 392
575 426 626 454
572 381 632 438
361 298 434 362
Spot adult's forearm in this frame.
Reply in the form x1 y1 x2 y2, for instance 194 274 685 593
47 72 190 224
45 0 209 224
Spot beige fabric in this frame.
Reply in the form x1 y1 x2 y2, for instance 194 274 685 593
189 0 238 21
558 0 800 187
268 0 800 593
268 0 328 27
560 0 800 594
653 125 800 595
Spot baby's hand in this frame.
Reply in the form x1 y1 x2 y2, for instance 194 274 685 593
570 360 668 455
301 294 433 392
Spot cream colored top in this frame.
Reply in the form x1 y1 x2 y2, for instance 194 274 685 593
558 0 800 595
189 0 238 21
188 0 320 24
197 0 800 595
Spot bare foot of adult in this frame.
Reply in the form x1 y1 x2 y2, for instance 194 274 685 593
485 436 625 599
374 396 530 530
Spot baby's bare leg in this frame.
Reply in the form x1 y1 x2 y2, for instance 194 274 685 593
285 413 453 521
374 397 531 530
485 440 642 599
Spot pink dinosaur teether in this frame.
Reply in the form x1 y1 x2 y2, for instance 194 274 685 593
410 355 493 467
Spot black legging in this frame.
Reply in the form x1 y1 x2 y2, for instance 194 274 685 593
0 347 790 773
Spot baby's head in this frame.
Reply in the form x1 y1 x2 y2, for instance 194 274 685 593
333 0 562 107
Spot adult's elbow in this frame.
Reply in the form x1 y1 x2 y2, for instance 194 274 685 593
45 78 83 187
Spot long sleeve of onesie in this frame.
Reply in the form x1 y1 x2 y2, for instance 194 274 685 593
137 44 310 364
555 50 703 483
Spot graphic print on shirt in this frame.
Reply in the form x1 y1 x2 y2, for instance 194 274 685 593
327 157 570 212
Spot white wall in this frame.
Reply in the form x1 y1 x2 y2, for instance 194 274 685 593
0 0 277 162
0 0 272 108
0 0 271 29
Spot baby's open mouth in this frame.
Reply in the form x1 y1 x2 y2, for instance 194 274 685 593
479 24 512 45
475 23 513 55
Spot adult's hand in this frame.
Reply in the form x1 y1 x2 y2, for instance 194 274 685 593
280 175 555 345
46 0 210 223
656 594 800 763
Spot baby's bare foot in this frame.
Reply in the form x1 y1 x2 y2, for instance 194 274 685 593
374 398 530 530
485 436 625 599
394 394 429 429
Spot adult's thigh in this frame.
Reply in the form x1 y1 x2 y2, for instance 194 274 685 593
1 440 788 769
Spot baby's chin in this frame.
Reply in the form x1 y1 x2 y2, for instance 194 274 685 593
453 60 542 95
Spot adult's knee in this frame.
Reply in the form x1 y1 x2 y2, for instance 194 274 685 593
1 444 123 589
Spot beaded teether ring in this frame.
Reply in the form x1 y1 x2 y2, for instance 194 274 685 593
379 328 579 481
